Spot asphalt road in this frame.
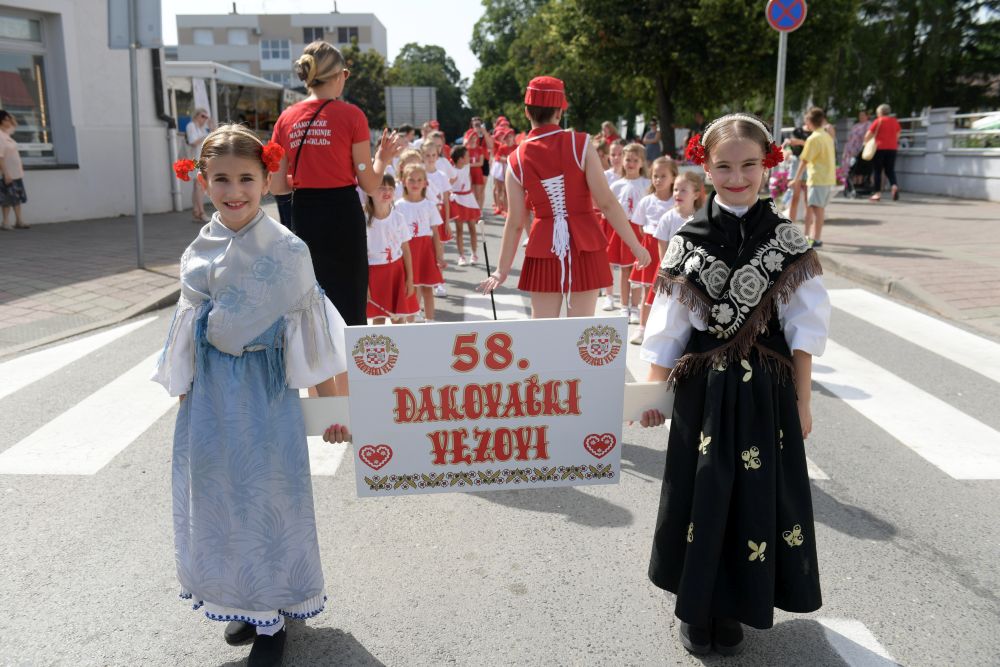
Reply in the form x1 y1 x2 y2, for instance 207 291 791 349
1 217 998 667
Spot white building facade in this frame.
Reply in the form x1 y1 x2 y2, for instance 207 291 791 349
0 0 173 223
176 12 387 89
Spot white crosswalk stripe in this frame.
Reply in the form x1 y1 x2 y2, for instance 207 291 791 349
817 617 900 665
0 316 156 401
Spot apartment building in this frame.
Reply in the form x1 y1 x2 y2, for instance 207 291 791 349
176 12 387 88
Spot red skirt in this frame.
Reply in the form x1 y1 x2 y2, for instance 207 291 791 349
367 259 419 318
436 204 453 241
598 213 614 243
607 222 642 266
410 234 444 286
629 231 660 286
452 200 480 223
518 248 614 293
470 168 485 185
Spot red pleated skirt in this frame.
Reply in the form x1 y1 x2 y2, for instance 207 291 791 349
607 222 642 266
518 248 614 293
410 234 444 286
452 201 480 223
470 168 485 185
436 204 453 241
367 259 419 318
630 231 661 287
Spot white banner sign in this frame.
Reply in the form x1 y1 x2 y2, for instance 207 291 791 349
345 317 628 497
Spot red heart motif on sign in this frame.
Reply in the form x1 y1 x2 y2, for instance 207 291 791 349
358 444 393 470
583 433 617 458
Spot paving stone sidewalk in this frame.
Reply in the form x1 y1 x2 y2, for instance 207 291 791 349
1 193 998 359
810 193 1000 338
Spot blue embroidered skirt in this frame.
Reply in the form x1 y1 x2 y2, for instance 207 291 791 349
172 308 326 626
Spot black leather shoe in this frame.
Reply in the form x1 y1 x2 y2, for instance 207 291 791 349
679 621 712 655
223 620 255 646
713 618 745 656
247 627 287 667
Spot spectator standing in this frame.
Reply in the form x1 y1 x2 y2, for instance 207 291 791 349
841 110 871 166
865 103 902 201
0 110 28 230
790 107 837 248
643 119 663 161
185 107 212 222
601 120 621 145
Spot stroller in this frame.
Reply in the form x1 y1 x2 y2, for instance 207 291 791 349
842 151 876 198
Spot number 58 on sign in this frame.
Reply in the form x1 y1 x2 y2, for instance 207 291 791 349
344 317 630 497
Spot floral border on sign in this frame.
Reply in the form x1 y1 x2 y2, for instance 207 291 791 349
363 464 615 492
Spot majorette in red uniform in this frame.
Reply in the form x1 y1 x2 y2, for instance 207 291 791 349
479 76 649 314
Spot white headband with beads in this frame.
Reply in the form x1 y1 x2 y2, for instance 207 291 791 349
702 113 775 145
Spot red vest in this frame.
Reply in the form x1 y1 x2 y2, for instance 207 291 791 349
508 125 606 258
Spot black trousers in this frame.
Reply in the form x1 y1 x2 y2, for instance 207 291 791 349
871 149 898 190
291 186 368 326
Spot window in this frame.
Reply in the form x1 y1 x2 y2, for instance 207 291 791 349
229 62 251 73
263 72 293 87
260 39 290 61
192 28 213 45
227 29 248 45
336 26 358 44
303 27 323 43
0 12 54 163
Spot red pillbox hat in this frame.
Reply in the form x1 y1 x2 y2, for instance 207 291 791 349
524 76 568 110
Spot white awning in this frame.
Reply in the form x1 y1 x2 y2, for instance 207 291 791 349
164 61 284 90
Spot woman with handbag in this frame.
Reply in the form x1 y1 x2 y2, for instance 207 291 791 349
863 104 902 201
270 40 405 394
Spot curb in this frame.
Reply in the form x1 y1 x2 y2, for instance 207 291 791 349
0 284 180 360
818 251 963 321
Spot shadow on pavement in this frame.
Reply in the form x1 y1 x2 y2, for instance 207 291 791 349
811 483 898 541
824 243 942 260
824 217 883 227
471 485 634 528
217 623 385 667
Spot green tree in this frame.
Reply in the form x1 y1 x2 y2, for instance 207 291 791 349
341 40 388 128
388 43 470 140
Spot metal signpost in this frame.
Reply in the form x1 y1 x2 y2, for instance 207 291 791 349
766 0 807 141
108 0 162 269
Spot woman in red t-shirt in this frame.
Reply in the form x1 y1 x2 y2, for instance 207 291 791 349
478 76 649 318
863 103 902 201
271 41 404 336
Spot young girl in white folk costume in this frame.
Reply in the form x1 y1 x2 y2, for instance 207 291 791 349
639 114 830 656
157 125 350 666
628 156 678 345
396 163 447 322
365 174 418 324
608 143 650 324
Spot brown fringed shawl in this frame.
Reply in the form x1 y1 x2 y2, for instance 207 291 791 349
654 193 823 383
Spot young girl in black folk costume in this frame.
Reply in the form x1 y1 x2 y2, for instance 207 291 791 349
639 113 831 656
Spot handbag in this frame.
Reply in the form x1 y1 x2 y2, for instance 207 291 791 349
861 121 878 161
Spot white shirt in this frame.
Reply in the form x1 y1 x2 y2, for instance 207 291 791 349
185 120 210 157
603 168 620 186
367 209 412 265
395 197 443 238
426 170 451 206
633 194 675 234
449 164 479 208
653 207 691 242
610 177 650 220
436 156 458 181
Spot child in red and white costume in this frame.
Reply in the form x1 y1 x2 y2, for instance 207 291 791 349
608 143 650 324
478 76 650 318
628 156 678 344
465 130 488 208
365 174 418 323
490 127 516 216
449 145 482 266
396 164 447 322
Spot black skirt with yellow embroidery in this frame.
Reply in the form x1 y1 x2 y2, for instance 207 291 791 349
648 326 822 630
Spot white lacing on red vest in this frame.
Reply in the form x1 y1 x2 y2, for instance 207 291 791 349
540 174 572 304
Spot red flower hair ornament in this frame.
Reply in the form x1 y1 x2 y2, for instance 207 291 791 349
261 141 284 173
173 158 197 182
762 142 785 169
685 134 706 165
686 113 785 169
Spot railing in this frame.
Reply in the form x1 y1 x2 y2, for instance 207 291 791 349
949 111 1000 151
897 114 928 152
